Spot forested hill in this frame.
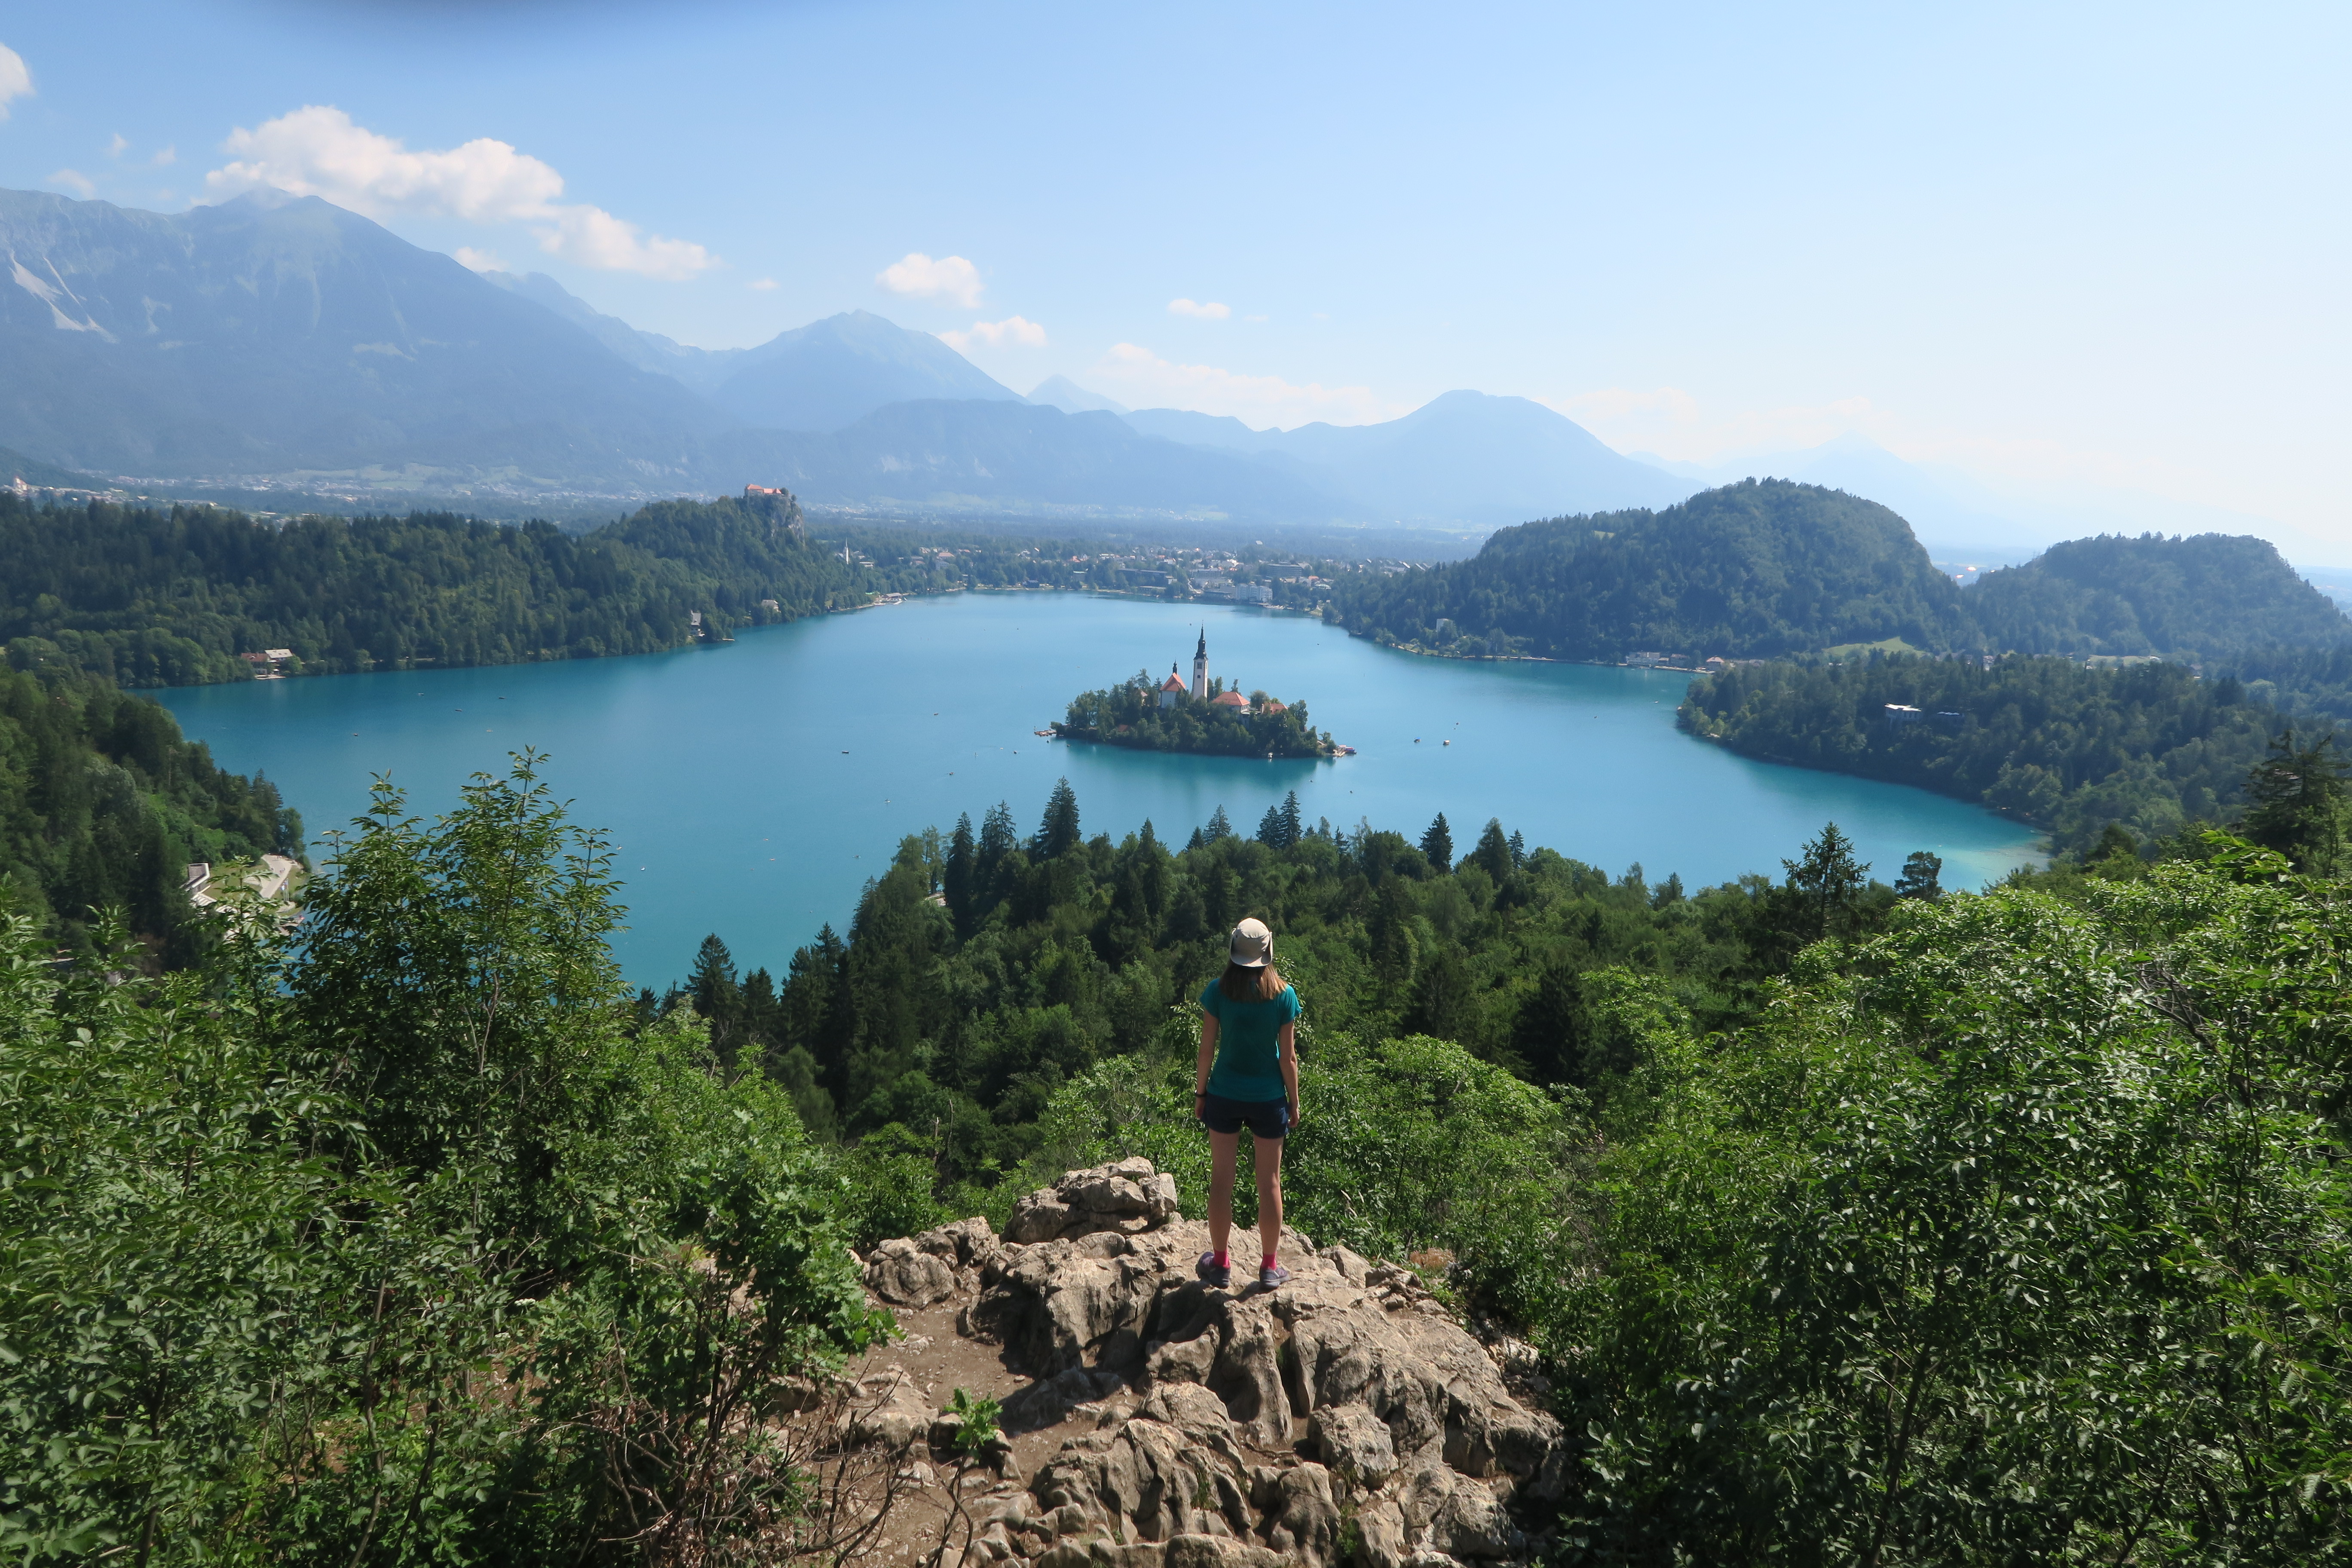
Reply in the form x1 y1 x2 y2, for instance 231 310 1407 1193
1328 479 1970 660
1680 655 2285 856
0 487 865 686
1967 532 2351 658
0 663 303 959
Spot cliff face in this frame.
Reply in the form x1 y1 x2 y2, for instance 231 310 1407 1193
847 1158 1564 1567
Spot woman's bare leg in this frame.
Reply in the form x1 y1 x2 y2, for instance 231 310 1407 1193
1207 1129 1241 1256
1253 1132 1285 1262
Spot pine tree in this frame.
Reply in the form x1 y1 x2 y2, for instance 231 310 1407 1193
2242 728 2349 874
1279 790 1303 848
1258 803 1287 847
1471 818 1513 881
1036 779 1082 858
689 933 739 1018
689 933 744 1065
1421 813 1453 873
1205 805 1232 842
1894 850 1943 900
1507 828 1527 869
944 812 977 935
978 801 1017 873
1369 879 1418 985
1781 822 1870 941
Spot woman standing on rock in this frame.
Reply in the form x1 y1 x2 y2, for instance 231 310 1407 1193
1193 916 1300 1292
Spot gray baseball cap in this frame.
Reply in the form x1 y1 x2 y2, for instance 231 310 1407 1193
1228 917 1273 968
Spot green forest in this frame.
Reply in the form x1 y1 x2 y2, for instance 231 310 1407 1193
1678 653 2298 856
0 490 1101 689
1329 484 2350 665
1969 531 2351 657
0 662 303 960
18 744 2352 1562
1327 480 1974 661
1054 672 1336 757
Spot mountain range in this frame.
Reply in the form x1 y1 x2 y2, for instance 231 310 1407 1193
0 186 1698 525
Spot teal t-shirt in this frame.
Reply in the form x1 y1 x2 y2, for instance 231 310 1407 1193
1200 978 1299 1102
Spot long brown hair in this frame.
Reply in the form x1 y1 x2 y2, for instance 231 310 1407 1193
1219 962 1287 1002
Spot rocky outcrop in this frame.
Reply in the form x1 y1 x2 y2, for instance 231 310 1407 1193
1005 1155 1182 1244
850 1159 1566 1566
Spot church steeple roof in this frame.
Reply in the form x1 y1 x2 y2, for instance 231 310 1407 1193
1196 629 1207 659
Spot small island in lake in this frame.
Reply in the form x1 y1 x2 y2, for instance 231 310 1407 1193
1053 630 1343 758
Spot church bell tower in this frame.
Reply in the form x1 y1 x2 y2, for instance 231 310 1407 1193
1191 629 1208 701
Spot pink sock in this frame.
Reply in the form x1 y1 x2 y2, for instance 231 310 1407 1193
1263 1254 1278 1270
1213 1250 1229 1268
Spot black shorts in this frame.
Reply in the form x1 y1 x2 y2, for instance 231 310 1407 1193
1200 1093 1289 1140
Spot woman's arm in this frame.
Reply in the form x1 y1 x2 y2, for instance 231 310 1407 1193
1195 1012 1219 1116
1278 1021 1299 1125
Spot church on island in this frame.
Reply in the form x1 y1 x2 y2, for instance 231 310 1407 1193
1052 631 1333 758
1154 630 1286 715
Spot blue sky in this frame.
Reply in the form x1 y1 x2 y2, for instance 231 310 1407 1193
1 1 2345 547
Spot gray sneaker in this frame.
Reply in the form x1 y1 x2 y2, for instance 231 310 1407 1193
1259 1262 1291 1291
1196 1251 1231 1288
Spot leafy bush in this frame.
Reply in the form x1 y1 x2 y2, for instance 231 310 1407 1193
1553 847 2352 1562
0 759 889 1565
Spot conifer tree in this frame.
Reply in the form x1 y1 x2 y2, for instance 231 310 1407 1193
1279 790 1304 848
1036 779 1082 858
1471 818 1513 880
978 801 1016 873
1257 803 1287 848
944 813 977 935
2242 728 2349 874
1781 822 1870 941
1894 850 1944 900
1205 805 1232 842
1420 813 1454 873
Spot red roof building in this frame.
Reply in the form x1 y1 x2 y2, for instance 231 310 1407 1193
1211 689 1248 709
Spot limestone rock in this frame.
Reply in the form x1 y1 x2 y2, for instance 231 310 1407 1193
1164 1536 1290 1568
1308 1401 1398 1485
865 1236 957 1306
867 1163 1564 1564
843 1368 931 1450
1005 1157 1184 1244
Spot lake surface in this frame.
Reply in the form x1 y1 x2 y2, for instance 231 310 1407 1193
159 592 2043 984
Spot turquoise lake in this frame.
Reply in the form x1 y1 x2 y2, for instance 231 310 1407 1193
158 592 2043 985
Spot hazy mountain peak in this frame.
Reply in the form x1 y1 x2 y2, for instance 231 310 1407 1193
1029 374 1130 416
0 184 720 481
709 310 1019 432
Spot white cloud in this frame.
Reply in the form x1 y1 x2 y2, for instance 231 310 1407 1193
878 251 983 306
452 246 508 272
0 45 30 119
1091 342 1401 428
940 315 1047 351
205 106 715 280
47 168 94 198
1167 297 1231 320
152 145 176 168
529 202 712 280
107 133 128 158
747 276 778 291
